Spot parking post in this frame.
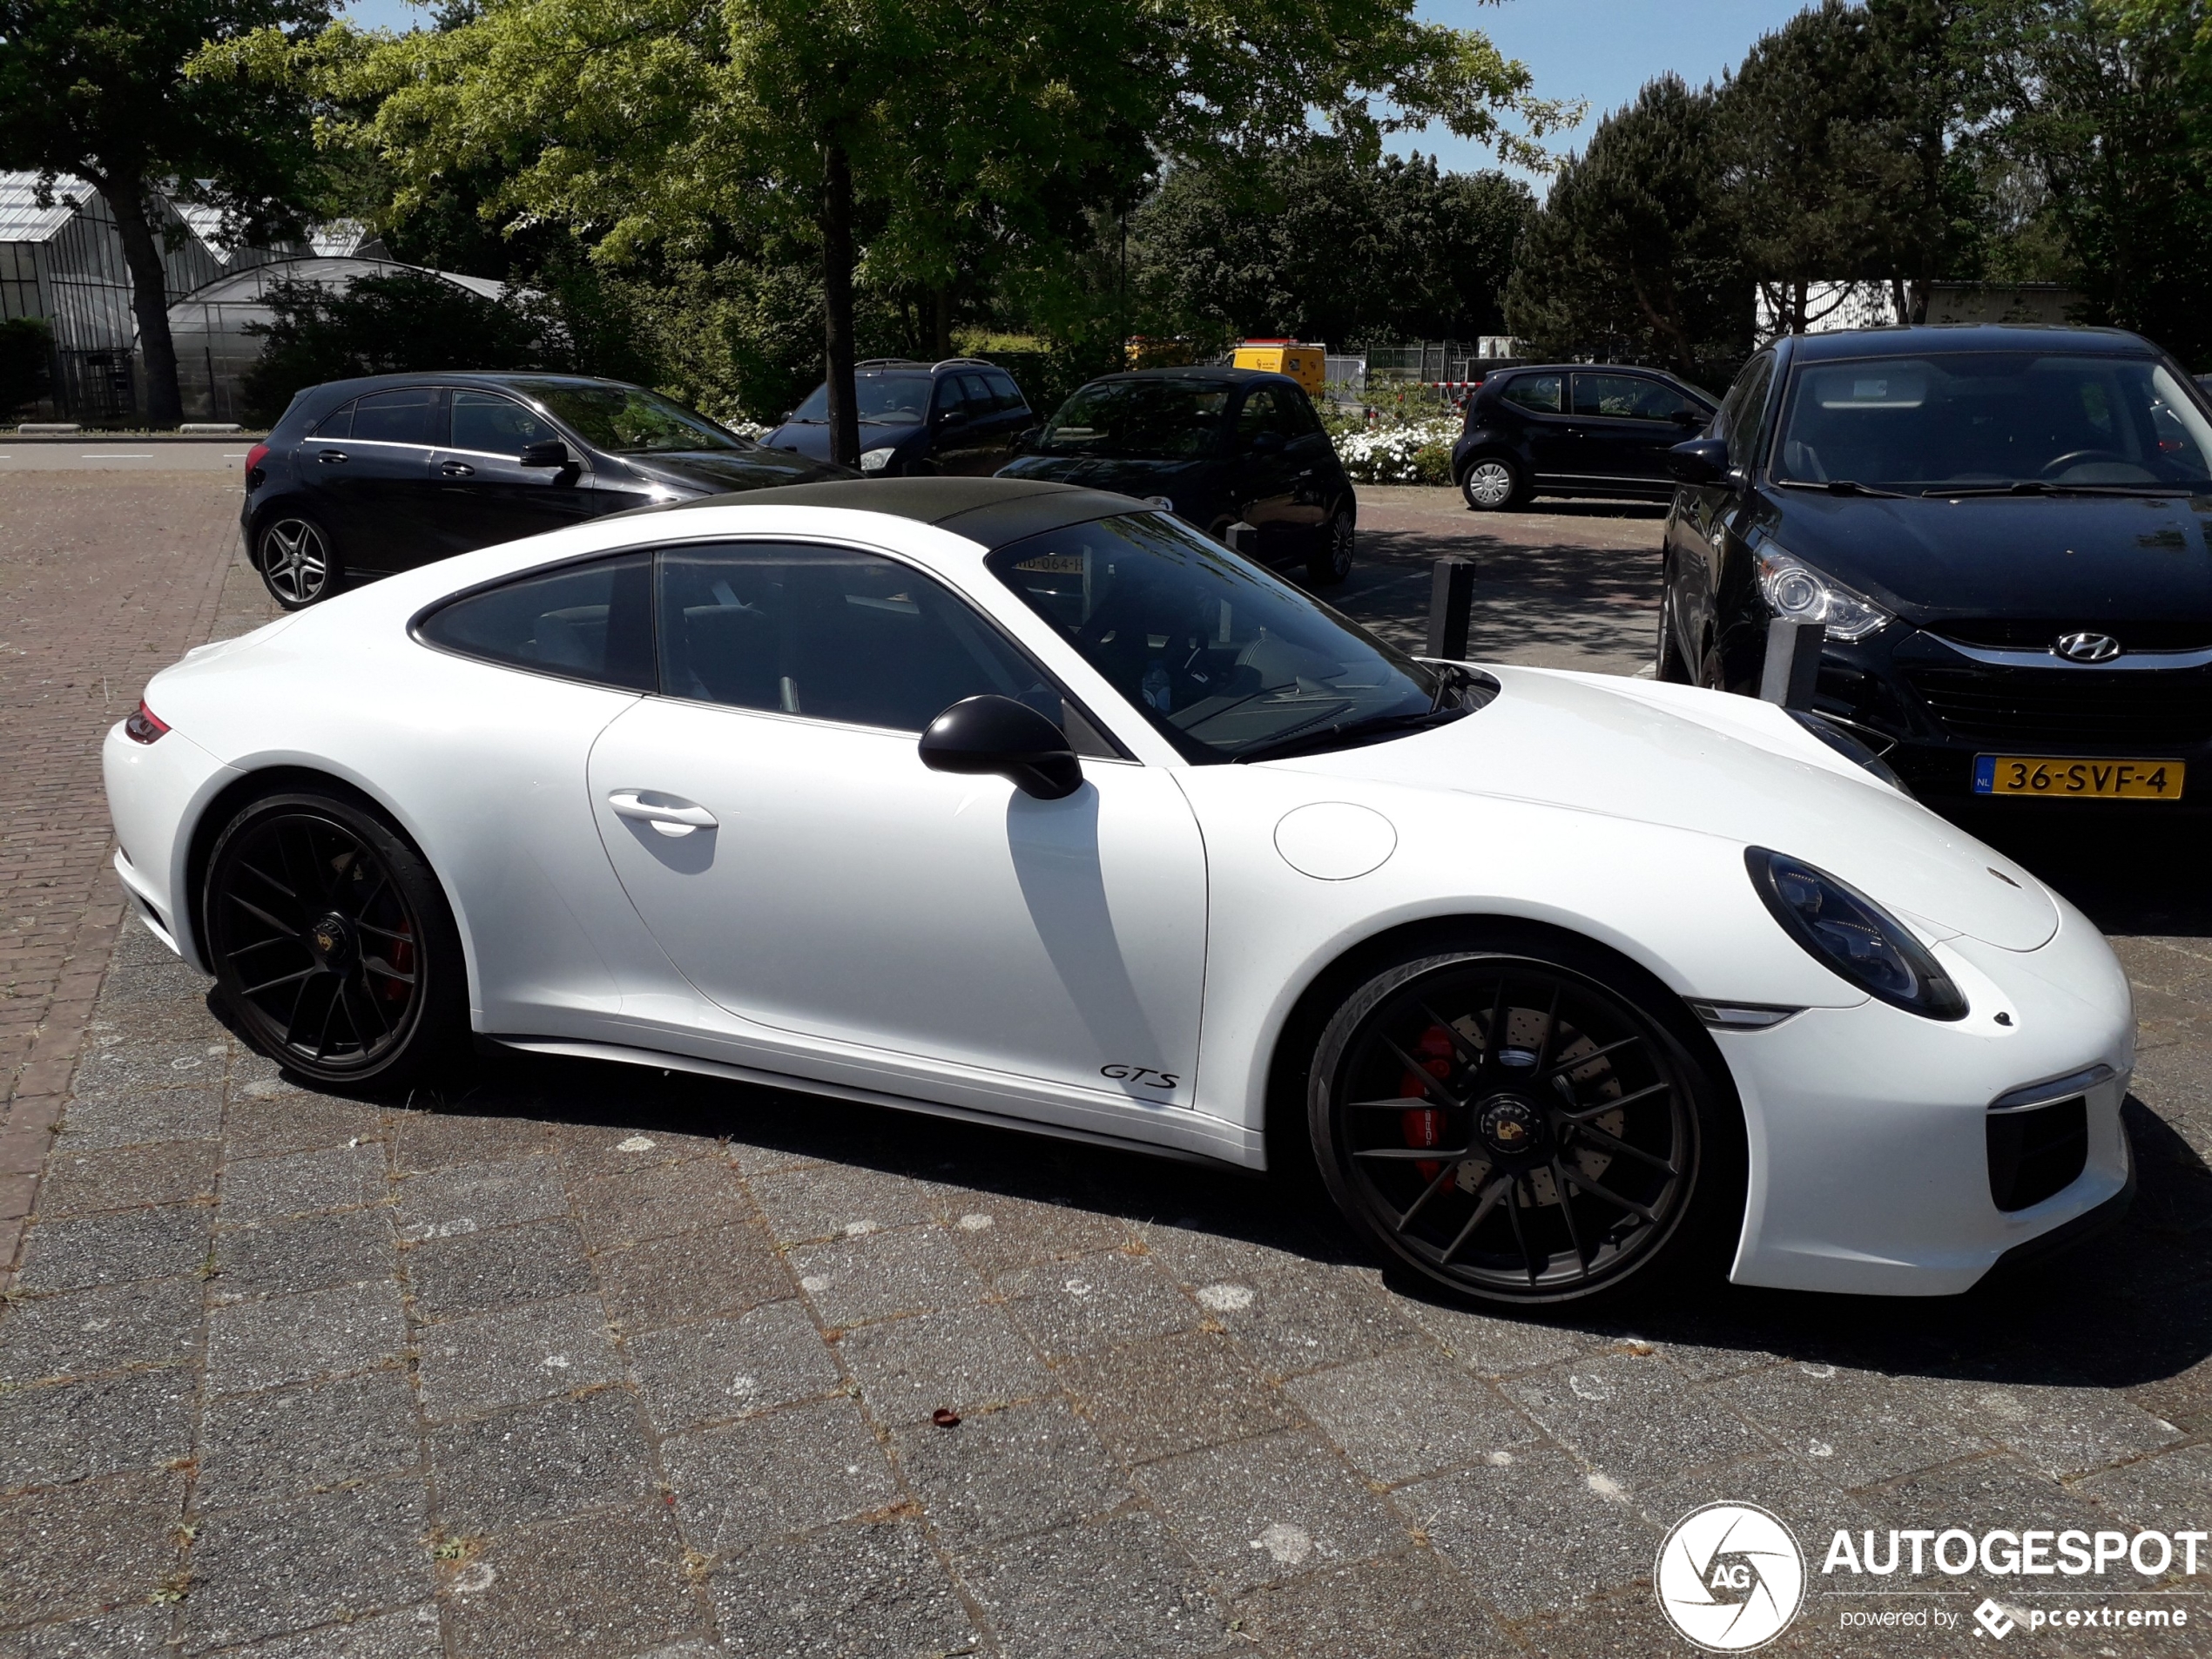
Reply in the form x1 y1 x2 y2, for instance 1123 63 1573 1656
1759 617 1826 708
1427 557 1475 661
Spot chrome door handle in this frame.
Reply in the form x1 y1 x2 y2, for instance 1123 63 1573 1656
607 791 718 837
318 449 347 464
440 461 475 477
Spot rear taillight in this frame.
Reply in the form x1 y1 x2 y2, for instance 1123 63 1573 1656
245 442 269 485
125 700 169 744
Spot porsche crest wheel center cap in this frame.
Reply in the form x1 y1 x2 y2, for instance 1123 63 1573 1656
1477 1096 1545 1158
306 911 354 970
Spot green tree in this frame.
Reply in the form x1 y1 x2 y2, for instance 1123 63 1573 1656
0 0 337 425
1504 75 1749 383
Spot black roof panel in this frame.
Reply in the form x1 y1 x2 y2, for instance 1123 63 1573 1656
622 475 1149 550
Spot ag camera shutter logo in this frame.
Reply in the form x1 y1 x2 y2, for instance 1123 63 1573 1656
1656 1502 1806 1651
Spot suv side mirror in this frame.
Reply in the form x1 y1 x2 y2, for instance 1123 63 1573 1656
520 438 571 469
935 408 968 428
1015 425 1042 455
1666 436 1734 484
919 695 1082 800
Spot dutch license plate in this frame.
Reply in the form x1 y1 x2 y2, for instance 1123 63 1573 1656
1973 755 2186 800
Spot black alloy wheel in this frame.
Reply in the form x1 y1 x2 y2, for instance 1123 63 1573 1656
1307 509 1356 587
204 792 466 1088
1310 946 1729 1305
256 513 341 610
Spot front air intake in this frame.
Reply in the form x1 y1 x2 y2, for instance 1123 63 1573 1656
1988 1096 2088 1211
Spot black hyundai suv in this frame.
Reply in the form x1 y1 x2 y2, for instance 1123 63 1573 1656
1659 324 2212 813
1451 364 1717 511
243 373 842 608
760 358 1035 476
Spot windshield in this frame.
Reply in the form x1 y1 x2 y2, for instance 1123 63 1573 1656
986 513 1465 763
1770 352 2212 493
514 382 748 455
1036 380 1231 461
789 374 933 426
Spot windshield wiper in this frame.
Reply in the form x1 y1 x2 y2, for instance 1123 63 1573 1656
1928 481 2201 499
1777 478 1912 499
1231 705 1466 765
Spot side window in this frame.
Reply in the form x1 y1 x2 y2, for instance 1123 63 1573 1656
451 390 559 457
1500 374 1563 415
1722 356 1777 470
417 553 653 690
1574 374 1699 422
350 387 442 446
984 370 1028 414
656 542 1116 749
1284 388 1326 436
1236 387 1290 444
933 376 967 415
312 400 355 439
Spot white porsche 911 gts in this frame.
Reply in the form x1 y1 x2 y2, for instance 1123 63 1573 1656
104 478 2134 1308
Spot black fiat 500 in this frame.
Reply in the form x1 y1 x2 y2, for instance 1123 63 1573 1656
1659 324 2212 812
244 373 843 609
998 368 1358 586
1451 363 1717 511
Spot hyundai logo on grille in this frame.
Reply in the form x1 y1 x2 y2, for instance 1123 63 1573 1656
2054 631 2123 664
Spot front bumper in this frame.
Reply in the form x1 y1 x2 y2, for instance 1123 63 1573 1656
1720 896 2134 1296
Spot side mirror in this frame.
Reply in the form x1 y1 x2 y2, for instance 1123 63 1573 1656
520 438 571 469
919 695 1082 800
1015 425 1042 455
1666 436 1734 485
935 408 968 428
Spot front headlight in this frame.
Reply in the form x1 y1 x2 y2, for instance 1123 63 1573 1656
1755 547 1891 642
1746 847 1967 1020
860 447 898 474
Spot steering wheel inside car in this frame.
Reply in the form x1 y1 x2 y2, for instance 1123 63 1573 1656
2038 448 2136 479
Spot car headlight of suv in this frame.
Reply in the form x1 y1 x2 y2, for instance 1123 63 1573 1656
1755 547 1891 641
860 447 898 474
1746 847 1967 1020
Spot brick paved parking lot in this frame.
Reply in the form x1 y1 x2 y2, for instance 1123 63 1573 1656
2 472 2209 1657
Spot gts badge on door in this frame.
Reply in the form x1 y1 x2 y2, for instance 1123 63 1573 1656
1102 1064 1181 1092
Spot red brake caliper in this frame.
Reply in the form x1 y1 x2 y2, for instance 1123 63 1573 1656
382 924 415 1001
1400 1024 1455 1183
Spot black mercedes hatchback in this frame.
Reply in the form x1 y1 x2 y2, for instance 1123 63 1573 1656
1659 325 2212 813
243 373 845 608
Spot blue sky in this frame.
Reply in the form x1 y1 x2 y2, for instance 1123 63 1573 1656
334 0 1811 185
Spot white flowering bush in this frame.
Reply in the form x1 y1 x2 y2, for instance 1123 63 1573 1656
1330 415 1460 484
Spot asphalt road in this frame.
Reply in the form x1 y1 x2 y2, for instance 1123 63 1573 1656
0 441 254 473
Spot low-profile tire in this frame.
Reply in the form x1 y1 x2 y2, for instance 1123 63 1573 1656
203 790 468 1089
255 510 341 610
1306 509 1355 587
1459 455 1523 512
1306 935 1740 1307
1656 583 1695 684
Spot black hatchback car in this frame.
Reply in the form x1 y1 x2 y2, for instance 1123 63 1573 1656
759 358 1035 476
1451 364 1717 511
1659 324 2212 813
244 373 841 608
997 368 1358 586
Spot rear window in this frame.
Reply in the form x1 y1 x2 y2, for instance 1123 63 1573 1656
417 553 653 691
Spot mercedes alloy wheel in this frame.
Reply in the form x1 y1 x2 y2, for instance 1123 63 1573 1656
257 515 338 610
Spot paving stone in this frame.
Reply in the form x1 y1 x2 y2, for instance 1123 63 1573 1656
1712 1362 1998 1488
219 1095 387 1160
791 1225 987 1328
1138 1429 1410 1592
1230 1548 1515 1658
1926 1375 2183 1478
710 1517 976 1658
0 1469 185 1629
1634 1449 1876 1559
1399 1445 1658 1620
430 1388 658 1534
891 1397 1130 1549
1198 1265 1425 1378
556 1121 724 1180
954 1509 1230 1659
70 1039 226 1096
628 1299 842 1433
198 1371 422 1512
213 1205 396 1303
718 1132 826 1179
0 1366 195 1489
51 1087 224 1151
415 1294 622 1424
34 1139 220 1216
15 1203 210 1291
597 1220 792 1333
1397 1296 1601 1377
442 1501 700 1659
662 1396 899 1556
1867 1453 2113 1604
999 1249 1197 1359
1501 1349 1769 1490
391 1112 554 1174
220 1143 388 1224
206 1278 408 1397
1288 1346 1540 1484
217 1605 445 1657
1057 1328 1297 1465
750 1164 935 1246
185 1478 433 1652
838 1303 1052 1429
2077 1439 2212 1527
941 1192 1134 1277
575 1157 751 1246
404 1217 594 1323
0 1276 201 1384
393 1156 570 1244
7 1602 175 1656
